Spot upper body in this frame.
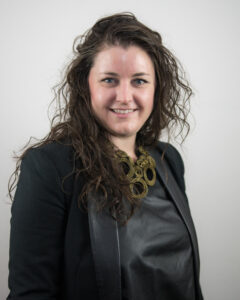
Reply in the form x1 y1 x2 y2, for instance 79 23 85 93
8 140 203 300
7 12 203 300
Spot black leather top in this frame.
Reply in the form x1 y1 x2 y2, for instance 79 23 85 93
118 173 196 300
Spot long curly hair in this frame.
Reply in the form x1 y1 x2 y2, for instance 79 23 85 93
9 12 192 223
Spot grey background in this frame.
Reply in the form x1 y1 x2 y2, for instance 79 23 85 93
1 0 240 299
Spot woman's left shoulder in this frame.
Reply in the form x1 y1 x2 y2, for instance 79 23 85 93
154 141 186 192
156 141 184 171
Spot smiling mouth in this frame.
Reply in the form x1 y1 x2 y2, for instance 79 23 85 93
110 109 137 114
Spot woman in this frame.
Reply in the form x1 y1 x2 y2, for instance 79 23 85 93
7 12 203 300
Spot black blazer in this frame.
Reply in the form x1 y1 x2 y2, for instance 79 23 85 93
7 141 203 300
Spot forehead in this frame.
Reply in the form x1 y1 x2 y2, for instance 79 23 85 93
91 45 155 74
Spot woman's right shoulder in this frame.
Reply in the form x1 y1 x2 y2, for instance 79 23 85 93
22 140 75 179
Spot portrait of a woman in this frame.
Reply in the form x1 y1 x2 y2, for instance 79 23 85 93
7 12 203 300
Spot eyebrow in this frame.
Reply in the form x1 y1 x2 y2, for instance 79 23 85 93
100 72 151 77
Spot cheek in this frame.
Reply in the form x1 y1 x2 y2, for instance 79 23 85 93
88 74 103 108
91 89 115 109
140 89 155 110
88 81 102 109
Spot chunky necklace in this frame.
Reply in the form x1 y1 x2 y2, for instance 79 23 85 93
115 146 156 199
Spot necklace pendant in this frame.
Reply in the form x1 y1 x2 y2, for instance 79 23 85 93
116 146 156 199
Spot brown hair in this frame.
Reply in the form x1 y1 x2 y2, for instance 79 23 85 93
9 12 192 223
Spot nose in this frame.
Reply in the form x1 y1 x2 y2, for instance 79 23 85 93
115 81 133 104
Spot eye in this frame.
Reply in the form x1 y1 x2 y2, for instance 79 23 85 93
133 78 148 86
101 78 117 84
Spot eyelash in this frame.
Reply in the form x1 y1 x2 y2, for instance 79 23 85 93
134 78 147 85
102 78 116 84
101 78 148 85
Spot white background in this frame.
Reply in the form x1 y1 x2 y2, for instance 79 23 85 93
1 0 240 299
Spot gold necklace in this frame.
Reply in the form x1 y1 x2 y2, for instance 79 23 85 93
115 146 156 199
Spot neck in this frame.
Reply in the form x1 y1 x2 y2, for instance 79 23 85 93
110 135 137 161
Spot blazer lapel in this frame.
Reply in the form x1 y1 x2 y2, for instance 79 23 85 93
88 192 122 300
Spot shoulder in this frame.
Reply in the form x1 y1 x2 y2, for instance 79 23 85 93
22 141 74 178
155 141 186 193
18 141 76 200
156 141 185 175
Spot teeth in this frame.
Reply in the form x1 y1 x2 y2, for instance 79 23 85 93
112 109 135 114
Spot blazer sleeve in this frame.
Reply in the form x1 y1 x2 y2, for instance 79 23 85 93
7 148 67 299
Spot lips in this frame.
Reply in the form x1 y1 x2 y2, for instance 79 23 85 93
110 108 137 114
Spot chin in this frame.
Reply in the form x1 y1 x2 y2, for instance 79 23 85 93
107 124 139 138
113 130 136 138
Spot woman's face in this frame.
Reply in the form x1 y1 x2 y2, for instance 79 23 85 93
88 45 155 141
